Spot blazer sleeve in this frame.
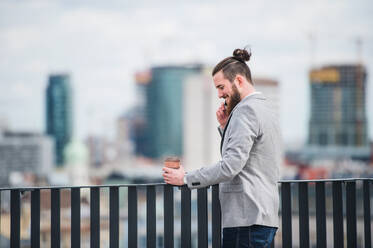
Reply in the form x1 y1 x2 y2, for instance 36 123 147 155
185 106 259 189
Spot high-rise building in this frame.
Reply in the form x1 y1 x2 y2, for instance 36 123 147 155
46 74 73 166
129 71 152 157
0 132 54 186
133 65 202 159
307 64 370 160
253 77 280 114
183 68 221 170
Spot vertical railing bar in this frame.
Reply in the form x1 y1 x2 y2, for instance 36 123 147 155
346 181 357 248
281 182 292 248
0 190 1 243
299 182 310 248
128 186 138 248
10 189 21 248
0 190 1 241
211 185 221 248
71 188 81 248
90 187 100 248
31 189 41 248
110 187 119 248
315 182 326 248
147 186 156 248
164 185 174 248
363 180 371 248
181 186 191 248
51 188 61 248
197 187 208 248
332 181 343 248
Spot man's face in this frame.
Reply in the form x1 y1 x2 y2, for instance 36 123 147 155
213 71 241 114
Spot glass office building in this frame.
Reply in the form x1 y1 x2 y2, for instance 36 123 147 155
141 65 202 159
46 74 73 166
307 64 370 160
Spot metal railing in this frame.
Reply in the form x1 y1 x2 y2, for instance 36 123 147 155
279 178 372 248
0 178 372 248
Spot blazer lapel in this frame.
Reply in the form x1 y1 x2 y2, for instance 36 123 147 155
219 93 262 155
220 113 233 155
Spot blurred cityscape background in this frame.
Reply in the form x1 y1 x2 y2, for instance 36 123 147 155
0 0 372 247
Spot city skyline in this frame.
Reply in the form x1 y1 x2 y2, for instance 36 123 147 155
0 0 372 145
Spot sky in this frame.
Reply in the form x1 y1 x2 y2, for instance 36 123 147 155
0 0 372 146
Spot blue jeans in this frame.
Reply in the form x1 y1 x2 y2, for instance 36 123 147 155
222 225 277 248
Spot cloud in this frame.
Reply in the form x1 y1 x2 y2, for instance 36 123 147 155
0 0 372 142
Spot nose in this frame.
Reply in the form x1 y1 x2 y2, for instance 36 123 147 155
218 90 224 99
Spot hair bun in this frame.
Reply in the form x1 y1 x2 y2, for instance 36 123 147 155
233 48 251 62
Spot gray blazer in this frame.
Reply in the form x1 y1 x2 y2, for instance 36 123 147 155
185 93 281 228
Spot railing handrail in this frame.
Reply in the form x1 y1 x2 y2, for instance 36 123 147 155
0 183 168 191
279 177 373 183
1 177 372 191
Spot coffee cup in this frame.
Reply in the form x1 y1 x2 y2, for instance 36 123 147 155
164 156 180 169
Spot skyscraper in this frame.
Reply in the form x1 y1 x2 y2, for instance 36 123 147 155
307 64 370 160
183 68 221 170
46 74 73 166
133 65 202 159
130 71 152 157
253 77 280 114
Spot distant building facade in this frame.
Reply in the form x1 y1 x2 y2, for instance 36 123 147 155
46 74 73 166
253 77 280 114
131 65 202 160
147 66 201 159
307 64 370 160
0 132 54 186
183 69 221 170
0 117 9 133
86 136 106 167
65 139 89 186
130 71 151 157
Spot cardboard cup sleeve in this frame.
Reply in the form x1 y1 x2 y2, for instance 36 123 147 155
164 157 180 169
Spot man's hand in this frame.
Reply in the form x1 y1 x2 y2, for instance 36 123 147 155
216 103 228 129
162 165 185 186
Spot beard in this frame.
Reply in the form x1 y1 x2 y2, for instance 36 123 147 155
226 84 241 115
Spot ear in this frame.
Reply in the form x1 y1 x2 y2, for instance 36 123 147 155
235 74 245 88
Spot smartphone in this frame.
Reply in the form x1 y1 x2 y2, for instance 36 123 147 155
223 100 227 113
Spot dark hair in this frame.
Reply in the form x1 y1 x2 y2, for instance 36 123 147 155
212 47 252 84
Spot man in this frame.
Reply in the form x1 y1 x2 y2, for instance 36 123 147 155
163 48 281 248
